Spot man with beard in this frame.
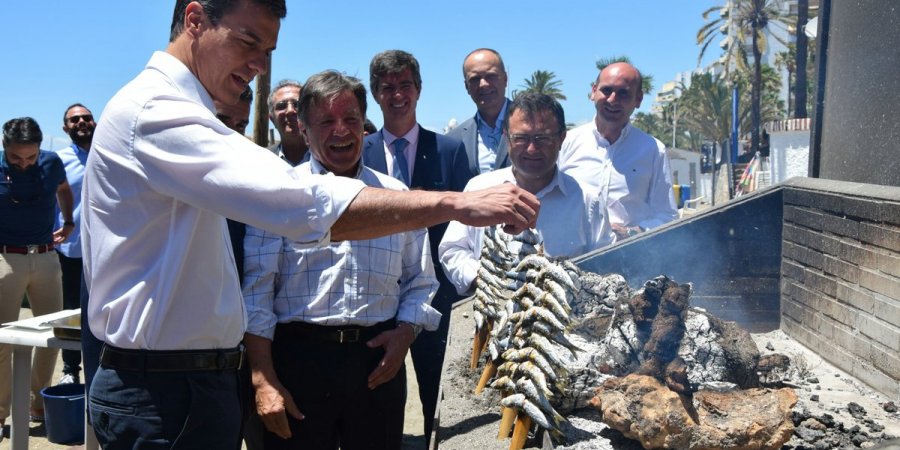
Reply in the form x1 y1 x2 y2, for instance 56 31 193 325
363 49 472 444
243 70 440 450
268 79 308 166
0 117 73 429
53 104 95 386
558 62 677 239
447 48 513 175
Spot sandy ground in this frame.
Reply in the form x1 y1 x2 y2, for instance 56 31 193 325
0 308 427 450
436 300 900 450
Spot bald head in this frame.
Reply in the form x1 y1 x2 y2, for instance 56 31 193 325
462 48 508 121
591 62 644 141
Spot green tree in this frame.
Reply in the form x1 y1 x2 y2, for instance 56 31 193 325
774 45 796 115
595 56 654 95
676 68 783 152
697 0 791 154
516 70 567 100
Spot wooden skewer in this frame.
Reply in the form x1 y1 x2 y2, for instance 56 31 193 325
497 401 517 439
469 320 493 369
474 359 497 394
509 413 532 450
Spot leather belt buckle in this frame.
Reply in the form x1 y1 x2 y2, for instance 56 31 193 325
27 245 38 254
338 329 360 343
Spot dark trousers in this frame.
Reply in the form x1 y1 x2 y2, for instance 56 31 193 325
57 253 83 375
265 323 406 450
409 286 457 444
89 364 242 449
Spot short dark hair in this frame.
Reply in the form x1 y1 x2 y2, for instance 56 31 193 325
63 103 90 123
504 93 565 134
363 118 377 135
462 48 506 75
298 71 367 126
268 79 302 116
369 50 422 95
3 117 43 147
169 0 287 42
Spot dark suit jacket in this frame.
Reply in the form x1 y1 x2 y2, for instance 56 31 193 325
363 127 474 305
445 113 511 176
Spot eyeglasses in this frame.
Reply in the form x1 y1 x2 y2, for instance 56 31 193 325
3 171 42 205
508 133 559 148
67 114 93 125
273 99 299 112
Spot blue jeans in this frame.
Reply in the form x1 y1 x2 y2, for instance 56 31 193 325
89 365 242 449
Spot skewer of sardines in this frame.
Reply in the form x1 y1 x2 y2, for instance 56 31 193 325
482 246 580 447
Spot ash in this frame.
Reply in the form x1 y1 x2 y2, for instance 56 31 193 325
438 305 900 450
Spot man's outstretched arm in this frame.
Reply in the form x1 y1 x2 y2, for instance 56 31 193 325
331 183 539 241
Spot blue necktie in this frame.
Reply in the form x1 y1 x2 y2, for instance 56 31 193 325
392 138 410 186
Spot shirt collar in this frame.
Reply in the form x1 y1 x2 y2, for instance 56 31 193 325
308 156 364 179
383 123 420 151
71 143 90 154
591 120 632 147
502 166 565 199
474 98 510 130
147 51 216 114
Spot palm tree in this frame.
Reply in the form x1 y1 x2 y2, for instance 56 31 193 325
595 56 654 95
774 45 796 115
697 0 791 154
517 70 566 100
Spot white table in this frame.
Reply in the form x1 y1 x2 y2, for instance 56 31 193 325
0 309 98 450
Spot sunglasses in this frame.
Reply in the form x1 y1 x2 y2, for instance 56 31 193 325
273 99 299 112
3 171 42 205
67 114 94 125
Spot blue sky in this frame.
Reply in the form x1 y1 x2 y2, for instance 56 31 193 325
2 1 721 149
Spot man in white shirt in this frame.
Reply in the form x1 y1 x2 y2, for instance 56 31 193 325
266 79 309 166
243 71 440 450
558 62 678 240
440 93 615 295
81 1 539 448
446 48 513 175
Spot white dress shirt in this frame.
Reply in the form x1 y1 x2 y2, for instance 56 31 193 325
382 124 419 179
55 144 88 258
558 121 678 230
82 51 365 350
242 158 440 340
438 167 615 295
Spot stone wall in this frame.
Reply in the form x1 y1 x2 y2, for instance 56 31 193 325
780 178 900 399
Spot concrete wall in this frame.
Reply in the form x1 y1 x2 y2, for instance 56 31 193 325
813 1 900 186
575 187 784 332
767 118 810 184
780 178 900 400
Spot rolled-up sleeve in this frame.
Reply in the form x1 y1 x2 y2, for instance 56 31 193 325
241 225 284 340
438 220 482 296
396 228 441 331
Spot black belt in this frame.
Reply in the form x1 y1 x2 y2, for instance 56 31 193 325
100 345 243 372
275 319 395 344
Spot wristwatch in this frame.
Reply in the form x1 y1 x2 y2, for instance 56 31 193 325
398 321 422 339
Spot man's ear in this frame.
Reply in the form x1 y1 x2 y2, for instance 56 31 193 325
184 1 206 37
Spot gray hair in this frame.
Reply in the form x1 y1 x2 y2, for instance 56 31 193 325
267 79 302 116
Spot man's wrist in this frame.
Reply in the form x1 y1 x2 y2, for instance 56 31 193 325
398 321 422 339
63 220 75 227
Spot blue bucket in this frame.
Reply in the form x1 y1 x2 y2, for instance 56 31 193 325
40 383 85 445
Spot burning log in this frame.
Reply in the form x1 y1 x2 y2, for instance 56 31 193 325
590 374 797 450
